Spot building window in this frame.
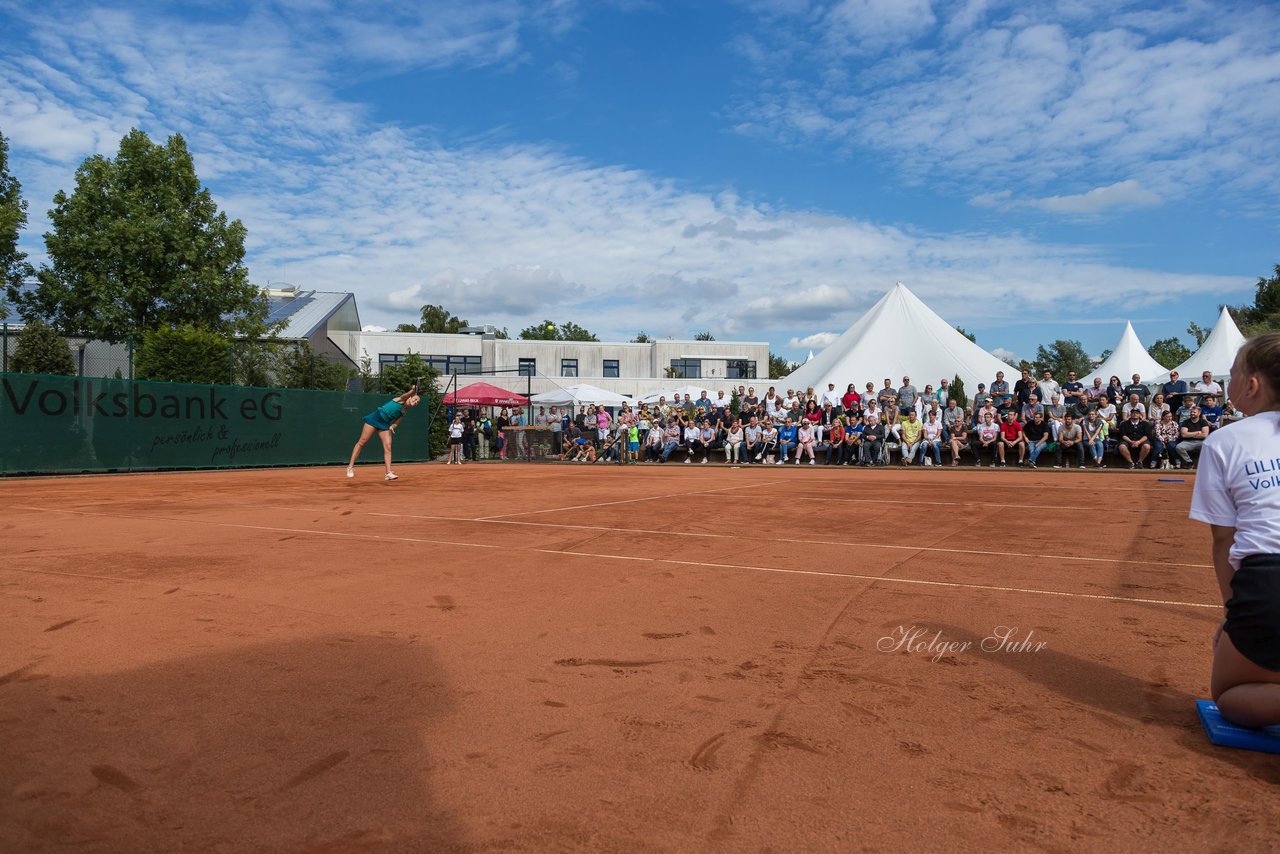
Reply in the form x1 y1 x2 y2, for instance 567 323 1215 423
603 359 620 378
561 358 579 378
518 358 536 377
727 359 757 380
380 354 480 375
670 358 701 379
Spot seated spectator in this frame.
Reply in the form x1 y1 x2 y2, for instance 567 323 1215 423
644 419 664 461
1176 407 1212 469
684 420 704 464
699 419 718 463
1146 392 1170 424
974 412 1001 466
761 422 780 464
998 411 1026 467
825 418 845 465
882 408 902 463
1220 400 1244 425
1106 376 1126 406
596 432 620 463
973 398 1000 427
971 383 991 413
923 397 944 426
947 415 971 466
863 398 882 424
1046 394 1067 439
1200 395 1224 427
1096 399 1118 432
841 418 863 465
1121 392 1147 420
1153 410 1179 468
659 421 683 463
743 416 764 463
724 419 743 464
1082 409 1106 468
899 410 924 466
777 418 799 464
1116 408 1155 469
1022 411 1051 469
1021 393 1045 423
795 421 818 465
920 412 944 466
943 399 964 428
861 415 886 465
1055 413 1086 469
1085 376 1108 405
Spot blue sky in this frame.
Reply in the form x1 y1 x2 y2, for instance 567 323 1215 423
2 0 1278 364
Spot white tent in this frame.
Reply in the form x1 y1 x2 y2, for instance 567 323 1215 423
1151 307 1246 383
1082 322 1167 386
529 383 632 406
781 282 1019 395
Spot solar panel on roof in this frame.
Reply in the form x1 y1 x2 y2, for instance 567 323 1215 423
265 292 317 324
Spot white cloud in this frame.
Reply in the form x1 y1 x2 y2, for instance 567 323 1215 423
789 331 839 349
990 346 1018 363
730 2 1280 204
971 179 1162 214
0 1 1254 353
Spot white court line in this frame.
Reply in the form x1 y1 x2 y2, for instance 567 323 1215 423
789 495 1187 513
368 511 1212 570
14 505 1217 611
474 480 785 520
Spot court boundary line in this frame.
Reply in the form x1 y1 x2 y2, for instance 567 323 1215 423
366 511 1212 571
474 479 785 520
14 505 1218 611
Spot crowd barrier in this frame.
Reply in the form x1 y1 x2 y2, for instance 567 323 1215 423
0 373 431 475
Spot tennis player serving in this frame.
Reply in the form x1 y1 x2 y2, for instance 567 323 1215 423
347 385 421 481
1189 333 1280 728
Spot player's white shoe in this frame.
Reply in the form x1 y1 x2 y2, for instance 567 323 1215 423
346 467 354 478
384 472 398 481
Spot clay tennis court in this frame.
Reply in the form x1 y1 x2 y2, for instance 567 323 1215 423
3 464 1277 850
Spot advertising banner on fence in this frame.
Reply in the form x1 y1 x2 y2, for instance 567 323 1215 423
0 373 429 474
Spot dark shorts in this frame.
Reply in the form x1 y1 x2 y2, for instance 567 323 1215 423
1225 554 1280 671
449 437 462 445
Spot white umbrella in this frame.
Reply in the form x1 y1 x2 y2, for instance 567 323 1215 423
529 383 632 406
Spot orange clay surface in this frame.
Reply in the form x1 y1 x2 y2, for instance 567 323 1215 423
2 462 1277 852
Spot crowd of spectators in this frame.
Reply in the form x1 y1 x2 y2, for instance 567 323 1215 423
451 367 1239 470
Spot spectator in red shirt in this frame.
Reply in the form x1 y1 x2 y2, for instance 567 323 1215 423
997 411 1026 467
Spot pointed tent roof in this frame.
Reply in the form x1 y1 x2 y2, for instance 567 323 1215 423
1082 322 1167 386
782 283 1019 395
1151 307 1246 383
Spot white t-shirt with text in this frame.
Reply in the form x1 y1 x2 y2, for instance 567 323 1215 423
1190 412 1280 569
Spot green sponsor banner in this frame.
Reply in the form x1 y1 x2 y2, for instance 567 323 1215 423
0 373 429 474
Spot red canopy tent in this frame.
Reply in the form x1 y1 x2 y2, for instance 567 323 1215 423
443 381 529 408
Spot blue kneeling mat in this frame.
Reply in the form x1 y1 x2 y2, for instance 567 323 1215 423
1197 700 1280 754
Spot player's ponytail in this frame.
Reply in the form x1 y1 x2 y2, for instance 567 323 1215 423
1235 331 1280 423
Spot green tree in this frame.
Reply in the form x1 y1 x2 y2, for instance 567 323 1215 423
955 326 976 343
1147 337 1192 369
693 330 715 341
409 303 469 334
1 130 34 312
519 320 598 341
1230 263 1280 335
276 342 351 390
1033 339 1094 379
631 331 654 343
134 325 232 384
949 374 968 409
768 351 798 379
1187 321 1210 348
10 319 74 375
13 128 267 344
378 352 445 458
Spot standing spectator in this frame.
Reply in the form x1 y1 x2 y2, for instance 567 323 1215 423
1014 368 1036 410
1106 376 1126 407
1055 413 1086 469
878 379 897 410
972 382 991 413
990 372 1012 414
841 383 861 415
548 406 562 456
1116 408 1155 468
936 378 951 407
821 382 843 415
897 376 918 417
1037 370 1062 411
1162 370 1189 412
1085 377 1108 405
1123 373 1150 403
1061 370 1086 415
1194 370 1223 396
